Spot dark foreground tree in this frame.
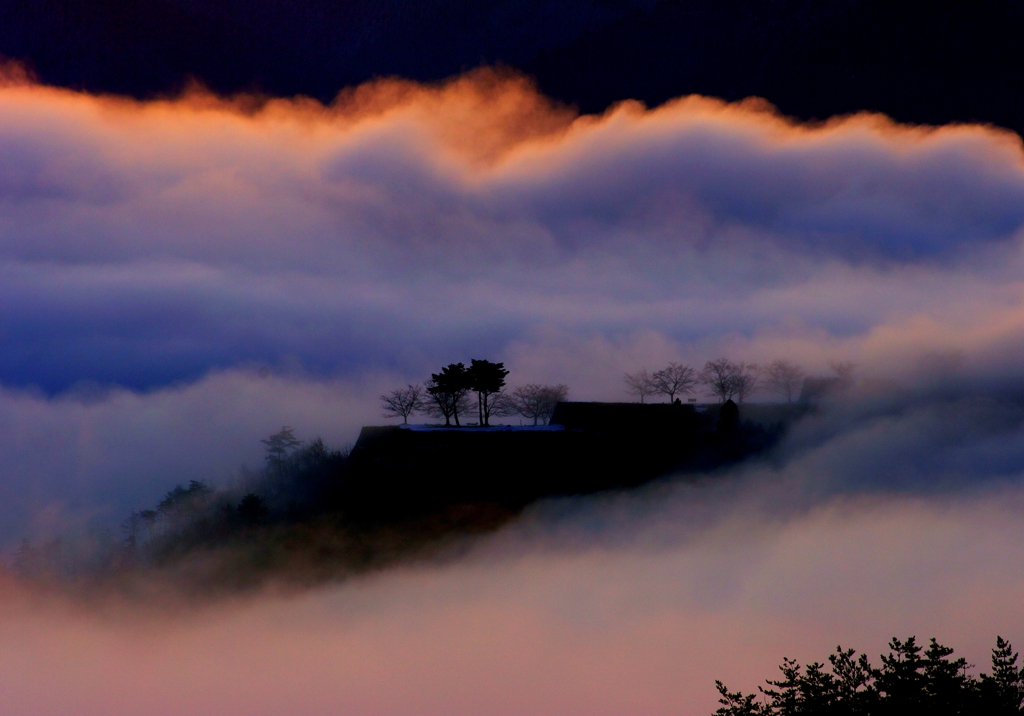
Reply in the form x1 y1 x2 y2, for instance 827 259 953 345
424 363 472 427
981 637 1024 713
467 359 509 426
380 384 425 424
713 635 1024 716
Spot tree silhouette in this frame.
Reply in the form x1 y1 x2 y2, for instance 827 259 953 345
700 359 760 403
237 493 269 524
829 360 857 386
467 359 509 426
157 480 212 513
425 363 472 426
763 360 805 403
712 635 1024 715
261 426 302 465
702 358 736 402
652 362 698 402
624 368 656 403
506 383 569 425
981 636 1024 713
717 399 739 435
381 384 425 424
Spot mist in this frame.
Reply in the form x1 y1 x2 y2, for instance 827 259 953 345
3 386 1024 715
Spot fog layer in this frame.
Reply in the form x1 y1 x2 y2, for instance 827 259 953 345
3 415 1024 715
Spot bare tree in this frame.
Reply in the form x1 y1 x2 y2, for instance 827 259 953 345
733 364 760 403
488 391 515 421
700 358 736 402
798 361 857 403
699 358 760 403
763 360 805 403
651 362 698 402
380 384 425 424
829 360 857 386
624 368 656 403
506 384 569 425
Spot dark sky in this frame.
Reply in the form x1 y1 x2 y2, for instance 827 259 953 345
2 0 1024 134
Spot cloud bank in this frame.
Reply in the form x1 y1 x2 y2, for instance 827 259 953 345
1 67 1024 396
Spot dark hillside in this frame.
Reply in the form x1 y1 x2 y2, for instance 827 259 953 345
13 401 804 593
345 401 800 521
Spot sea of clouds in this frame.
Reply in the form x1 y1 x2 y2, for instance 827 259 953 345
3 67 1024 537
1 66 1024 715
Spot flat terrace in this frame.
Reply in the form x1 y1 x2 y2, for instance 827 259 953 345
343 401 807 519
